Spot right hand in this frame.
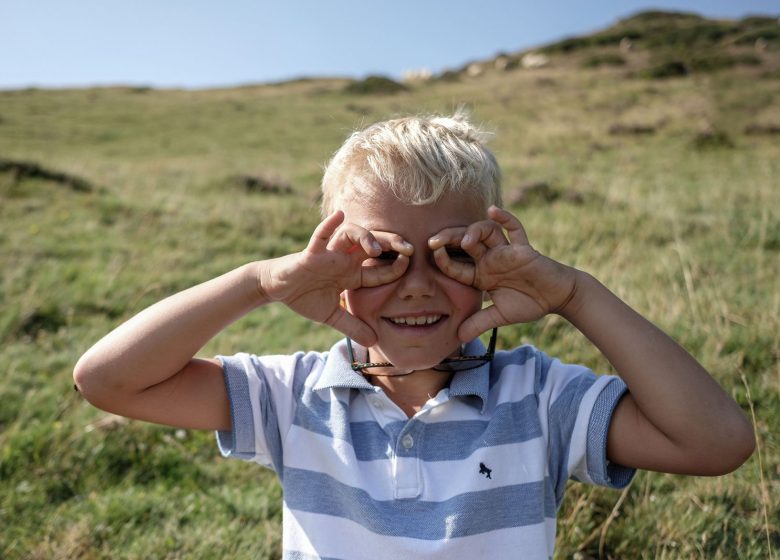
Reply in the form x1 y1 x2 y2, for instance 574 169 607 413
258 211 412 346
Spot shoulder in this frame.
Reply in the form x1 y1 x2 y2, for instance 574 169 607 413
218 349 329 397
489 345 610 404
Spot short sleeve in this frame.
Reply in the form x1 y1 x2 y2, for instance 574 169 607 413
582 377 635 488
215 353 284 472
215 351 320 475
542 355 635 504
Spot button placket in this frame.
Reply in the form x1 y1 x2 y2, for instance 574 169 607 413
394 422 423 499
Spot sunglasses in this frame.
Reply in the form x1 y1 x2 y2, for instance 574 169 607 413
347 328 497 377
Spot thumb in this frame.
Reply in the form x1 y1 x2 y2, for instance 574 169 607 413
326 307 377 347
457 306 505 343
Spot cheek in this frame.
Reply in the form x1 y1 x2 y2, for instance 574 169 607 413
343 285 394 319
445 281 483 316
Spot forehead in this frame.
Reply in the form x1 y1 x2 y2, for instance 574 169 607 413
339 187 486 237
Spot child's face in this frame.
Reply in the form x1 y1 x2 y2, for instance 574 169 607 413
341 186 485 373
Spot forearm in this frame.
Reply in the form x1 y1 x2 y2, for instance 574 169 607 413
559 271 753 459
74 262 267 397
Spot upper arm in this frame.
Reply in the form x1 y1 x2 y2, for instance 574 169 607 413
606 392 752 476
79 358 232 431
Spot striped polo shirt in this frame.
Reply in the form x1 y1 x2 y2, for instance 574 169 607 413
216 337 634 559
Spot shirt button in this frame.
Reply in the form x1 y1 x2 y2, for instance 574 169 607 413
401 434 414 449
372 398 385 410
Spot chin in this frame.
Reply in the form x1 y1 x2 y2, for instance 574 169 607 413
374 346 457 372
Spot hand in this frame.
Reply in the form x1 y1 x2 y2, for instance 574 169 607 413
429 206 578 341
259 211 412 346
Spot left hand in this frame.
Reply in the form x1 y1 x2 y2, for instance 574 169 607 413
429 206 579 341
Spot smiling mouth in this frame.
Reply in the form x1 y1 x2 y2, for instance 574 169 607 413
386 314 444 326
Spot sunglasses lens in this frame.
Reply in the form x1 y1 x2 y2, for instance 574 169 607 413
432 359 488 373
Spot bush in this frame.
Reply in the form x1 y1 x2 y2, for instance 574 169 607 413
344 75 408 95
581 53 627 68
732 53 763 66
733 26 780 46
692 128 735 150
641 60 689 79
435 70 461 83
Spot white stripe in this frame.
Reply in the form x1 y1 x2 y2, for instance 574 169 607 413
283 425 551 502
283 505 556 560
418 441 549 501
242 355 272 466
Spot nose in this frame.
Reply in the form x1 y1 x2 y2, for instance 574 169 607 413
396 251 437 299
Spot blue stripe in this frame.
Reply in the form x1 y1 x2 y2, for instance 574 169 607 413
489 345 537 391
411 395 543 461
548 370 596 507
290 351 316 401
283 467 555 540
217 357 257 461
586 378 635 488
299 395 543 462
349 420 403 461
535 350 553 396
294 387 354 444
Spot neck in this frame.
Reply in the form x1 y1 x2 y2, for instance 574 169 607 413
366 369 453 418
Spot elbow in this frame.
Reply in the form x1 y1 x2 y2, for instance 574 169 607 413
73 354 99 406
727 419 756 473
701 415 756 476
73 353 119 412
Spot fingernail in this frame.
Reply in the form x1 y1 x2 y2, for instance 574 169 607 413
372 241 381 252
461 234 472 245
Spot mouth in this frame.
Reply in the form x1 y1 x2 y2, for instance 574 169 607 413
383 314 446 328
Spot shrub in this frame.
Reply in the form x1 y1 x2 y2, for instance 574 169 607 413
344 75 408 95
641 60 689 79
581 53 627 68
692 128 735 150
435 70 461 83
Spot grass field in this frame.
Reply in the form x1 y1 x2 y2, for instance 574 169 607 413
1 22 779 558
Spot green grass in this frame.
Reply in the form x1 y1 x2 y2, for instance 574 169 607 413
1 51 779 559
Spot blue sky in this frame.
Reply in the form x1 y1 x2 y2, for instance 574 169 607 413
2 0 778 89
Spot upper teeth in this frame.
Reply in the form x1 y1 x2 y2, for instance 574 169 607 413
389 315 441 326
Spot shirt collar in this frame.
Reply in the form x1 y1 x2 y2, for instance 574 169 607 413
314 337 490 412
314 339 375 392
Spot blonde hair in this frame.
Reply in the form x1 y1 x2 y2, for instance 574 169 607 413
320 112 502 216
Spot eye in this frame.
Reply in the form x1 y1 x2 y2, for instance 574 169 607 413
445 246 474 263
366 250 399 266
378 251 399 262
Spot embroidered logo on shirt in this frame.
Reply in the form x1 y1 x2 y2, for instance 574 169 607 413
479 462 492 479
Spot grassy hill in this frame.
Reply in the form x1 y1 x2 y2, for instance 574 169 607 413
1 10 778 559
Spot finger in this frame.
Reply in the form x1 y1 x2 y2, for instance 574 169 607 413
362 253 410 287
432 246 475 286
429 225 490 262
361 233 413 287
325 306 377 347
457 305 508 343
487 206 530 246
372 231 414 257
308 211 345 253
327 223 382 256
428 226 467 250
462 220 508 253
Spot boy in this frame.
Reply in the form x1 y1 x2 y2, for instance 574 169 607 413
74 113 755 558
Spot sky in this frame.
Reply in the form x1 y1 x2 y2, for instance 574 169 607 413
2 0 778 90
